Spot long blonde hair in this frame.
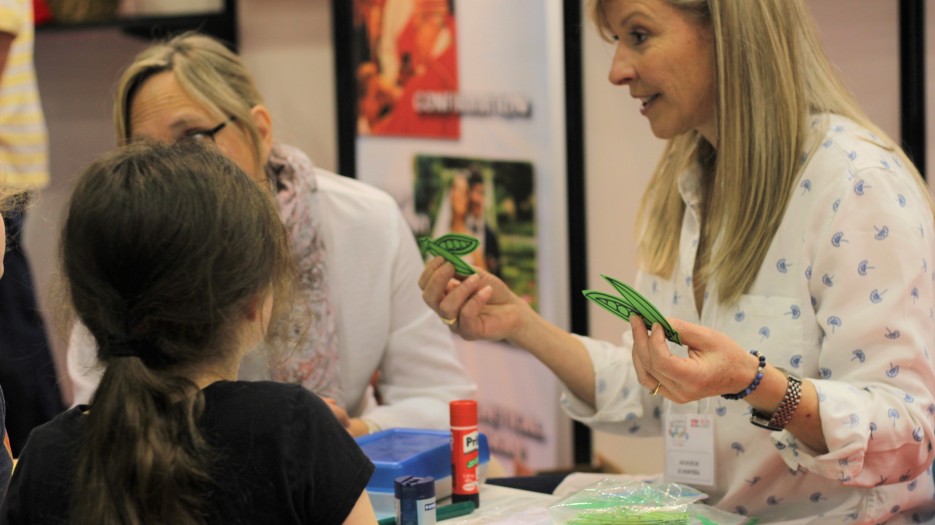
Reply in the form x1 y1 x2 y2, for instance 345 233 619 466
113 32 267 175
593 0 932 304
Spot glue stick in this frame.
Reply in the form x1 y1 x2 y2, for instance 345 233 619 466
450 400 480 506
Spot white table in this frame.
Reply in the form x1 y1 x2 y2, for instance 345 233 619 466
372 483 557 523
440 473 664 524
376 473 752 524
441 484 557 524
372 473 666 523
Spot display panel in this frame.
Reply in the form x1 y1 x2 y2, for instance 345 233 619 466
334 0 588 473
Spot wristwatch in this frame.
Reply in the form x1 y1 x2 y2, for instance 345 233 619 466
750 368 802 431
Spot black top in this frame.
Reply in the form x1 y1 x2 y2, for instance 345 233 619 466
0 381 374 524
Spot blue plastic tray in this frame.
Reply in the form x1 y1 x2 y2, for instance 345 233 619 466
356 428 489 493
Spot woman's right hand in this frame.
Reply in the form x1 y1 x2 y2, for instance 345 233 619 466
418 255 529 342
422 255 597 406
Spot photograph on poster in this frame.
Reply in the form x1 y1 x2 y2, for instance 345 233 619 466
352 0 460 139
412 154 537 308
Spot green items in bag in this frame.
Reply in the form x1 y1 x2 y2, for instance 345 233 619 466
549 479 705 525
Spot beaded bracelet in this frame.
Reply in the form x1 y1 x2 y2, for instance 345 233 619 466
721 350 766 400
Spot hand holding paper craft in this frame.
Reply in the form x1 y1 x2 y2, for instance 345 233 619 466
418 233 478 277
583 274 682 345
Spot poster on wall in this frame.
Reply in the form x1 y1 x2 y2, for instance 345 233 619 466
352 0 461 139
336 0 580 474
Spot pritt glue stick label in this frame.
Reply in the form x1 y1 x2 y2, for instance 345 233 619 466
450 400 479 505
452 428 479 493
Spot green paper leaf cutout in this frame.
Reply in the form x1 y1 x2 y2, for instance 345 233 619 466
601 275 679 343
418 236 432 256
418 236 477 276
583 275 681 345
581 290 640 322
433 233 480 255
567 509 689 524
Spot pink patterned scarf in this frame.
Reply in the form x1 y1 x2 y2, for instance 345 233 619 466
266 144 343 406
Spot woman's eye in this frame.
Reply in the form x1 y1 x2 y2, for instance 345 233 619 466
630 30 648 45
184 129 210 140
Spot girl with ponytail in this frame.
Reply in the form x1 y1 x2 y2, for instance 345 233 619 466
0 140 375 524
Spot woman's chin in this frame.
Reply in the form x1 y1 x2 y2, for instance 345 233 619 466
648 125 676 141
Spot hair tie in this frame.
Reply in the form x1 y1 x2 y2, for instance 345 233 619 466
105 335 167 367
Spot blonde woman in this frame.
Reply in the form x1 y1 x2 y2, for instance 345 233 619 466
67 32 475 437
420 0 935 522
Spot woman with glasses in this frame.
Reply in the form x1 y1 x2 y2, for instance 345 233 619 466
66 32 475 438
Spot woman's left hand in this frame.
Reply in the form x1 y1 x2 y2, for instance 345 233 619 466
630 317 759 402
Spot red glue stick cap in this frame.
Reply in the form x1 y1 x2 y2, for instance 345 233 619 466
450 400 477 427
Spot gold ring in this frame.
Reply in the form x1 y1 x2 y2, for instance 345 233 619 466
650 382 662 396
440 315 457 326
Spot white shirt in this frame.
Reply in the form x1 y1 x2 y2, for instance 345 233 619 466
68 166 476 432
562 115 935 524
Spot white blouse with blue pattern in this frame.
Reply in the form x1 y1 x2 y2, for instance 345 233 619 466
563 115 935 524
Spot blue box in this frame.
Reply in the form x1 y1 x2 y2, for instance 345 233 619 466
356 428 490 517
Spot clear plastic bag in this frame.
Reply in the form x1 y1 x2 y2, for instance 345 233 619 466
548 479 708 524
547 478 757 525
549 479 708 525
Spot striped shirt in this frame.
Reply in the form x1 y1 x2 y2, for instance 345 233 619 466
0 0 48 190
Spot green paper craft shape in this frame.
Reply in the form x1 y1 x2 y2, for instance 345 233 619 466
418 233 479 276
582 274 681 345
567 509 688 524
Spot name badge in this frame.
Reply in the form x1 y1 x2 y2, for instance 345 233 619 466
664 411 715 487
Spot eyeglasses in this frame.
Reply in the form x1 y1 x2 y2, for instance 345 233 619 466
182 115 237 144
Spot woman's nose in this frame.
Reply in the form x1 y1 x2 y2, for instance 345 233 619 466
608 45 636 85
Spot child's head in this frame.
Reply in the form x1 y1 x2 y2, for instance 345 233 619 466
62 138 292 373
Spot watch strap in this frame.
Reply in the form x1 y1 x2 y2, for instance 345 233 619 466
750 368 802 431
